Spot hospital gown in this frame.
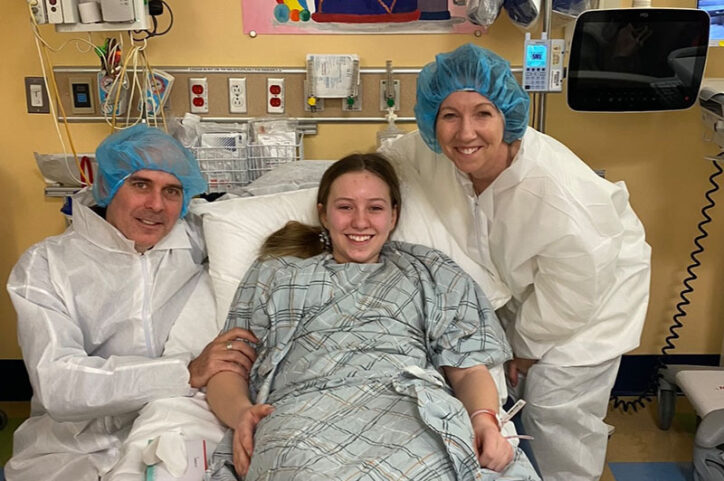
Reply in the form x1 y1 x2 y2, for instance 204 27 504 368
206 241 540 481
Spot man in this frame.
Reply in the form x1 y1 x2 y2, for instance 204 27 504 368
6 124 255 481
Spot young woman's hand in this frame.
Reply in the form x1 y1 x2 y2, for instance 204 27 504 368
472 415 513 472
232 403 274 476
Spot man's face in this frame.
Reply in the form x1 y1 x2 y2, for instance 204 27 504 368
106 169 184 253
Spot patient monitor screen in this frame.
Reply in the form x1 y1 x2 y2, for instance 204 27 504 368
567 8 710 112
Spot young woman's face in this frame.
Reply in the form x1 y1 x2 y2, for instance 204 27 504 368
435 91 508 180
318 171 398 264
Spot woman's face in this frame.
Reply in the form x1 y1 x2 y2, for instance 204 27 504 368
435 91 508 181
318 171 398 264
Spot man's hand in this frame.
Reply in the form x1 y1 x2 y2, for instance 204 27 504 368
507 357 538 388
188 328 258 389
232 404 274 476
472 415 513 472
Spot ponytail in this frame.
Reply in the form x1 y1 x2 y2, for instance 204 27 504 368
259 221 327 260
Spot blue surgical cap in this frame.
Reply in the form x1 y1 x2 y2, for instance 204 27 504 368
93 124 207 217
415 43 530 154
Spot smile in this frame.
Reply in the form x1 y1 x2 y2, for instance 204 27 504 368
138 218 163 227
456 146 481 155
347 234 373 242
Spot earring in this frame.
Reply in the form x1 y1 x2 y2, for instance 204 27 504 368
318 229 331 251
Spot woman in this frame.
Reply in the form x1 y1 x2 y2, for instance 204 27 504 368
204 153 540 481
380 43 652 481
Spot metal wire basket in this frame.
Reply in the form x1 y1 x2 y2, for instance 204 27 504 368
192 132 304 194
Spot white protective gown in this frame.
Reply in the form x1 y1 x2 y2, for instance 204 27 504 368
382 128 651 481
5 190 216 481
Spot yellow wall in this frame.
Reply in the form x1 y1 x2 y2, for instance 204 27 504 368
2 0 723 361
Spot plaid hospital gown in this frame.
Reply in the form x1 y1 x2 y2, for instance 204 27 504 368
206 241 540 481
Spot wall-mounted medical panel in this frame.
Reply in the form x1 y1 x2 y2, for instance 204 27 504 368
50 66 424 124
52 0 149 32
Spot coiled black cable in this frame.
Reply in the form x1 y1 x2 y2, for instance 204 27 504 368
610 156 722 412
664 158 723 356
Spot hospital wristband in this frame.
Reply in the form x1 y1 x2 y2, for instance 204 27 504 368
469 409 501 431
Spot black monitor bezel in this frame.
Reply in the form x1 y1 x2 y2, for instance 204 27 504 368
567 8 710 112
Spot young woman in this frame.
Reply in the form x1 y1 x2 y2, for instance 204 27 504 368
204 153 539 481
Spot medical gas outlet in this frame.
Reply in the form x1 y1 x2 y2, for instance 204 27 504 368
189 77 208 114
379 80 400 111
267 78 285 114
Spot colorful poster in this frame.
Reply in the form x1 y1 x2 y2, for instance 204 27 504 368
241 0 487 34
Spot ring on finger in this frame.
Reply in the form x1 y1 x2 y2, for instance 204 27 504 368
226 341 233 350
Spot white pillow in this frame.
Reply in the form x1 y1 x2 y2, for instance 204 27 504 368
191 181 510 329
192 188 320 327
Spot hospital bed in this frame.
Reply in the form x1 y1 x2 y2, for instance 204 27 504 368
104 160 520 480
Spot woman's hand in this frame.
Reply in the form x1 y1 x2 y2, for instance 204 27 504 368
507 357 538 388
472 415 513 472
232 403 275 476
188 328 259 388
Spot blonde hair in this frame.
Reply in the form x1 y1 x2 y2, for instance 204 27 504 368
259 153 401 260
260 221 326 260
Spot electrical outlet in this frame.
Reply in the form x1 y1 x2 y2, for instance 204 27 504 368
379 79 400 111
189 77 208 114
267 78 285 114
228 77 247 114
29 0 48 24
45 0 64 23
25 77 49 114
